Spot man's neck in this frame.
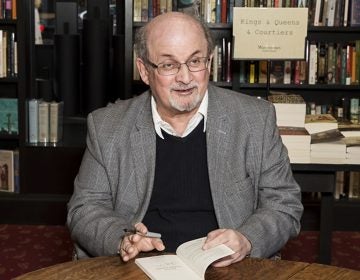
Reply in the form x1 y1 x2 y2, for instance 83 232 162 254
159 109 198 136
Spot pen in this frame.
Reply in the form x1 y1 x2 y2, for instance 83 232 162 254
123 228 162 239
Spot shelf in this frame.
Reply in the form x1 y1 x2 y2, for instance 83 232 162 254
308 26 360 33
0 133 19 140
25 117 87 148
0 19 17 26
234 83 360 91
0 77 19 83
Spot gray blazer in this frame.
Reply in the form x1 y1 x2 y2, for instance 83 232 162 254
67 84 303 259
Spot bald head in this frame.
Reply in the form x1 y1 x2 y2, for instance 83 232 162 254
134 12 214 63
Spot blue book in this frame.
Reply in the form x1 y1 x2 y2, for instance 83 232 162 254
0 98 18 135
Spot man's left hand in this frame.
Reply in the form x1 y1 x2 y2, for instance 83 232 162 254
203 229 252 267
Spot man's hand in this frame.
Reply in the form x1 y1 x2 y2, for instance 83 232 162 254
203 229 252 267
119 222 165 262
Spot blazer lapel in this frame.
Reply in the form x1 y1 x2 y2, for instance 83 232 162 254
206 86 232 227
130 93 157 221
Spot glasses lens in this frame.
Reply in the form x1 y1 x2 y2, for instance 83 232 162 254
155 57 209 76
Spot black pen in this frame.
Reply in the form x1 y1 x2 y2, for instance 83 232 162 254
123 228 162 239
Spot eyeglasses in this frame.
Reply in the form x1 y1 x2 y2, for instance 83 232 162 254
146 57 210 76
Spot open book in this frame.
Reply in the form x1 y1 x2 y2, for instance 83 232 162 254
135 237 234 280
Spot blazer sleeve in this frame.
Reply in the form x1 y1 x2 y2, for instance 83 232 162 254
67 113 129 257
237 103 303 258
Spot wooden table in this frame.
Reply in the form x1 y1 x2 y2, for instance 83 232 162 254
15 256 360 280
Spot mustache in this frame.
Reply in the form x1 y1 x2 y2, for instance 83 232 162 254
170 83 199 91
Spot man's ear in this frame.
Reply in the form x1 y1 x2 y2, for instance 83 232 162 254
207 52 214 73
136 58 150 85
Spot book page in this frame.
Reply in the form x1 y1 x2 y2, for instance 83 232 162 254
176 237 234 278
135 255 201 280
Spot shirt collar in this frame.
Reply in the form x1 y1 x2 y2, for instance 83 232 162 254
151 91 208 139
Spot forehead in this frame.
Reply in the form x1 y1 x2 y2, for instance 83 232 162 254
146 16 207 60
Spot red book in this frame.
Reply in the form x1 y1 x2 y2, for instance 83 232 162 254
221 0 227 23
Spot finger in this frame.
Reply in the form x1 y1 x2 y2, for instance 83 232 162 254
134 222 148 235
152 239 165 251
211 253 243 268
203 229 228 250
206 229 226 241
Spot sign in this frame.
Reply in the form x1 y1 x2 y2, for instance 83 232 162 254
232 8 308 60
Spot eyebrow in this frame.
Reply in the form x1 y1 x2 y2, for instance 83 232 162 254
157 50 203 62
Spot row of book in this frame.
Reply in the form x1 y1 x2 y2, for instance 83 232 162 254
237 40 360 85
132 0 360 27
0 149 19 193
0 29 18 78
0 0 17 20
306 97 360 124
134 0 235 23
27 99 63 144
310 0 360 27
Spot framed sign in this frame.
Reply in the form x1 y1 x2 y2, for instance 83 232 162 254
232 8 308 60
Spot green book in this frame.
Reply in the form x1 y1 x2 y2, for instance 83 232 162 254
0 98 18 135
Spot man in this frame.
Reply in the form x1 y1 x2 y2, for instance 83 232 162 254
67 12 303 267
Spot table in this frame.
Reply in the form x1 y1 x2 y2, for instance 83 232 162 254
15 256 360 280
292 163 360 265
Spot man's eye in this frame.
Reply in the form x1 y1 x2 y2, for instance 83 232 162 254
160 63 176 70
188 58 201 66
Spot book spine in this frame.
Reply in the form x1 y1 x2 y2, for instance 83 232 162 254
308 43 318 84
28 99 39 143
284 60 292 84
13 149 19 193
49 101 64 143
350 98 359 124
38 101 50 143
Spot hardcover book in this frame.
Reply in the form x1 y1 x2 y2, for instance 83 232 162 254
135 237 234 280
28 99 40 143
350 0 360 26
0 149 15 192
0 98 18 135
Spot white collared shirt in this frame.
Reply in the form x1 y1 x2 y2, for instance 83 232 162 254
151 91 208 139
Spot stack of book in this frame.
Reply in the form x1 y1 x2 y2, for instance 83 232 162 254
269 93 307 128
279 127 311 163
310 129 347 160
340 124 360 163
269 93 310 163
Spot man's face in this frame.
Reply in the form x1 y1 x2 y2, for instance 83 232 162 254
137 15 211 118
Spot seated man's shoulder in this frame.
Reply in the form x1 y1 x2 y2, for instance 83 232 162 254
91 92 150 122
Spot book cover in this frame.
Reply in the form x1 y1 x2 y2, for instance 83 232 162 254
0 98 18 135
177 0 201 18
135 237 234 280
269 60 284 84
350 0 360 26
310 128 344 144
349 171 360 198
0 149 14 192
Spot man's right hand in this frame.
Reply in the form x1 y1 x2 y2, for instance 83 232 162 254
120 222 165 262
